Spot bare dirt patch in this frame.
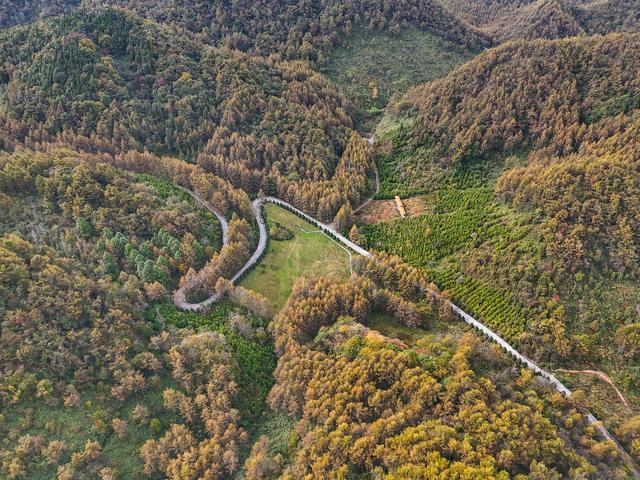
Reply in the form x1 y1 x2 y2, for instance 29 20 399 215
356 196 429 224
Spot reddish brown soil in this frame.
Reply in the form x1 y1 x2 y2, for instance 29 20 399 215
356 196 429 224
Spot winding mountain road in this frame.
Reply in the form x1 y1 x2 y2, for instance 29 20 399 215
173 196 266 311
171 137 640 478
174 194 369 311
178 186 229 245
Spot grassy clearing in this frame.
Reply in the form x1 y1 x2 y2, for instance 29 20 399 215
323 26 476 131
366 311 433 346
240 205 351 314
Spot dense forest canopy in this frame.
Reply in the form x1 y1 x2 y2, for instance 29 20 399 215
0 146 277 479
442 0 640 41
0 0 79 29
1 0 638 46
397 34 640 162
366 30 640 465
0 8 350 169
263 256 633 478
2 0 640 478
0 8 378 220
0 0 490 50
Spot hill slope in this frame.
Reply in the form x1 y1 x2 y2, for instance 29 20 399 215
397 33 640 161
0 8 377 221
98 0 491 51
374 31 640 377
0 0 78 28
2 0 639 46
442 0 640 41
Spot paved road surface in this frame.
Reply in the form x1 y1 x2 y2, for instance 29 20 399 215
175 195 369 311
178 186 229 245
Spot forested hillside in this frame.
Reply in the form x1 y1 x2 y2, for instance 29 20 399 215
382 32 640 281
0 0 78 28
59 0 492 54
443 0 640 41
0 8 377 221
0 8 351 168
0 147 275 479
262 255 632 478
3 0 638 46
396 34 640 162
378 33 640 340
367 33 640 457
2 0 640 478
577 0 640 35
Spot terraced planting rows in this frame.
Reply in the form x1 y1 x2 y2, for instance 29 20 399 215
362 185 513 261
429 266 528 341
433 186 493 213
363 160 534 343
362 217 531 341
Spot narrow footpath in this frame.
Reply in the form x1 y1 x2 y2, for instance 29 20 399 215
354 135 380 214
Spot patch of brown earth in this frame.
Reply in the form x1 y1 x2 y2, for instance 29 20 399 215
356 196 429 224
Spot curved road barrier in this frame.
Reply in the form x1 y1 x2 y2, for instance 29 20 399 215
177 186 229 245
262 196 371 258
175 195 368 311
450 304 640 478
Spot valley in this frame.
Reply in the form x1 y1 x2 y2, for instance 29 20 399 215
1 2 640 479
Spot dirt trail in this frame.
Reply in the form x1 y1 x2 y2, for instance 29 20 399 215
354 135 379 214
555 368 630 408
